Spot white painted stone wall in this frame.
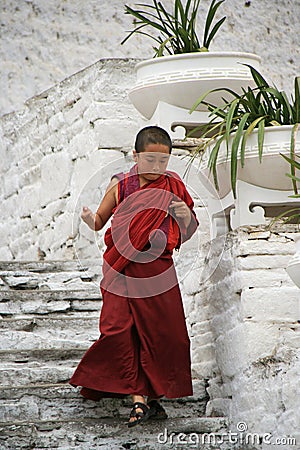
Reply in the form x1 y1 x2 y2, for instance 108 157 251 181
0 57 208 263
1 54 299 448
1 0 299 116
0 58 138 260
196 226 300 447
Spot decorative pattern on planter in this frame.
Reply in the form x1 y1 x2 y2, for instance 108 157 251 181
129 52 261 138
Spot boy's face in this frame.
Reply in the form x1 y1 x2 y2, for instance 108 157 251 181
133 143 170 182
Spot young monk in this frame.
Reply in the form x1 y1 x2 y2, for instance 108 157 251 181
70 126 198 427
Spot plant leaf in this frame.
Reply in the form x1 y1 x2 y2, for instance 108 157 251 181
257 119 265 162
240 116 266 165
203 0 225 48
207 136 224 192
204 17 226 49
225 99 239 148
290 123 300 194
294 76 300 123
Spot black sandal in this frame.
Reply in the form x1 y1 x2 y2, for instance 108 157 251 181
147 400 168 420
127 402 152 428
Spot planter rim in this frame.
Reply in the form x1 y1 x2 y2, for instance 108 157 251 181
231 124 298 136
202 124 299 161
135 52 261 69
202 125 298 153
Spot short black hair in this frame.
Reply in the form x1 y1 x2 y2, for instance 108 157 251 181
135 126 172 153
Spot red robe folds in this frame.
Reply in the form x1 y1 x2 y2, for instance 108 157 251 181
70 166 198 400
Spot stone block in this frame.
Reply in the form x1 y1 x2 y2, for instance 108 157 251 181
280 327 300 349
216 322 282 378
190 321 212 337
1 194 18 222
239 240 295 256
241 290 299 323
30 123 50 147
0 246 13 260
2 275 40 289
50 212 74 249
48 112 66 133
247 230 271 240
238 254 292 270
182 267 202 295
70 149 125 199
0 399 39 422
37 228 56 254
94 118 137 149
3 168 19 198
0 365 74 387
240 268 293 289
68 129 98 159
206 399 230 417
0 223 14 248
191 332 214 349
18 185 41 217
31 199 66 230
210 305 240 336
191 361 217 379
40 152 72 206
19 165 40 187
182 295 195 318
241 287 300 310
191 342 216 366
10 232 39 260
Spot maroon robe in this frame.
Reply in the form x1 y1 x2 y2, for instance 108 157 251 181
69 166 198 400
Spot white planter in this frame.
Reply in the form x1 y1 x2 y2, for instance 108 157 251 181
129 52 261 120
201 125 300 199
200 125 300 236
286 235 300 289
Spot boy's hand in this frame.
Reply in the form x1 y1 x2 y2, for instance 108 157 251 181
169 201 191 228
81 206 96 230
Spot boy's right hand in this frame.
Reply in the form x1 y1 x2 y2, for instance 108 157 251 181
81 206 95 230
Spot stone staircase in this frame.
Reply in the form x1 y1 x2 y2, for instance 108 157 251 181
0 260 235 450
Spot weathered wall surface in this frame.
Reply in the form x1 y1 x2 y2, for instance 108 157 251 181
1 50 299 447
0 58 139 260
1 0 299 116
196 226 300 445
0 57 209 263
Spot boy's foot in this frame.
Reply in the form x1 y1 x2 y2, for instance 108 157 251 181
127 402 153 428
147 399 168 420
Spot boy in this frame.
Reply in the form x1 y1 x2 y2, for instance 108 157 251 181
70 126 198 427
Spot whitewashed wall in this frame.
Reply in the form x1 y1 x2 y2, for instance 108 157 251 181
0 58 138 260
0 23 299 447
0 57 208 263
197 226 300 445
1 0 299 116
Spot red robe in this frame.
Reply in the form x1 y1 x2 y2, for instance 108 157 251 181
70 166 198 400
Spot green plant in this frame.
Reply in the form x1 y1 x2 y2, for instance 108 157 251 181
121 0 226 57
190 66 300 197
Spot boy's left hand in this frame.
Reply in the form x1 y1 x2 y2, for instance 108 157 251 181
169 201 191 228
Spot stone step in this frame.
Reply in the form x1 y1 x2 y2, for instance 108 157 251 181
0 329 97 353
0 360 76 386
0 289 102 315
0 315 100 357
0 313 99 333
0 345 90 364
0 264 101 291
0 417 231 450
0 260 224 449
0 363 208 412
0 381 208 424
0 259 101 274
